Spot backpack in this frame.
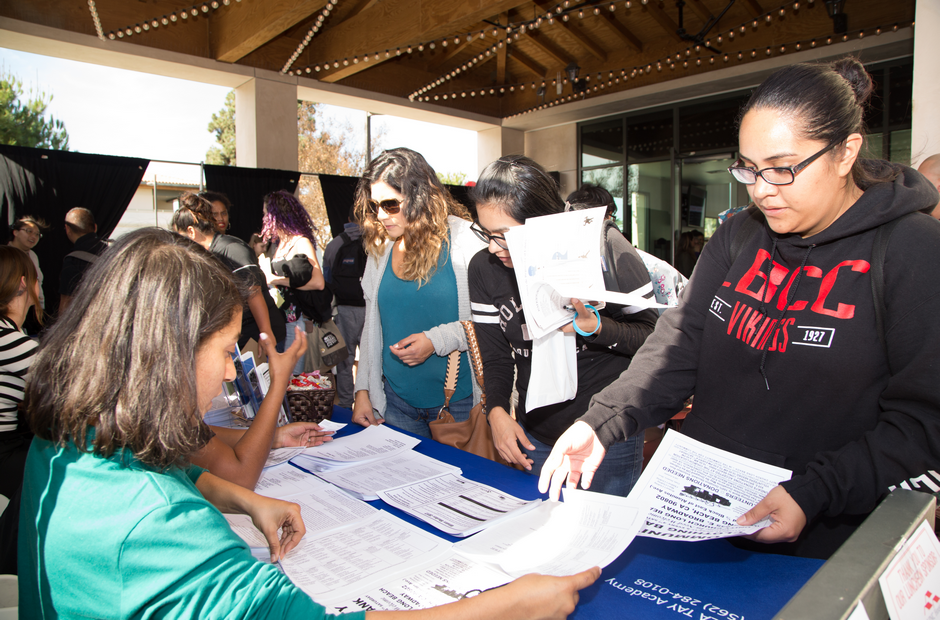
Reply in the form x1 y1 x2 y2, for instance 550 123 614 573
328 232 367 307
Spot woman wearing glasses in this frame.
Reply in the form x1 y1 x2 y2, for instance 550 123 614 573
469 155 658 496
540 58 940 558
351 148 484 438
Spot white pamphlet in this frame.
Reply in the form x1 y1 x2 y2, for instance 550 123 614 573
454 487 643 577
377 473 540 537
879 519 940 620
316 451 461 501
630 430 792 540
291 424 420 472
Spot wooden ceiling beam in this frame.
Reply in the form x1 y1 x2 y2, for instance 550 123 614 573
686 0 713 23
497 11 508 83
311 0 533 83
599 12 643 52
552 19 608 61
509 49 547 78
643 1 684 44
428 39 474 71
522 30 576 68
744 0 765 18
211 0 327 63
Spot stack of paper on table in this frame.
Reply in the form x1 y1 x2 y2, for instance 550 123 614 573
263 419 347 469
290 424 420 473
314 450 461 500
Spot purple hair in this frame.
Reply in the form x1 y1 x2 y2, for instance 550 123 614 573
261 190 318 246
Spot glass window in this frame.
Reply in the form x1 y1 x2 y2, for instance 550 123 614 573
678 95 748 154
581 119 623 167
582 166 625 228
889 129 911 166
627 110 673 162
888 63 913 129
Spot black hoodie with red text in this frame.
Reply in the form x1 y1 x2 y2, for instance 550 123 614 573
581 164 940 558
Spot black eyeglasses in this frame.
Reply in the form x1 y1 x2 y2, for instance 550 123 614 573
470 221 508 250
728 140 840 186
367 199 403 215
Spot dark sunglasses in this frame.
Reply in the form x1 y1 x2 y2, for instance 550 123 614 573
367 199 403 215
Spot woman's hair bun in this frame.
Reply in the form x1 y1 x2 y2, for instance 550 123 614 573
831 56 873 106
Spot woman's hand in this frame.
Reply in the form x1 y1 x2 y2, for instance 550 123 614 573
261 326 305 385
246 494 306 563
560 299 601 336
390 333 435 366
488 407 535 471
353 390 382 427
273 422 333 448
487 568 601 619
737 485 807 544
537 421 607 501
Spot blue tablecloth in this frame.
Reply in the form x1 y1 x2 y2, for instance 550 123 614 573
296 407 823 620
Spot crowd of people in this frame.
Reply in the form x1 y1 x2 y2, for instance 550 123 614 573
1 56 940 617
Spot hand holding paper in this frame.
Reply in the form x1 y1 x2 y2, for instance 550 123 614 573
737 485 807 544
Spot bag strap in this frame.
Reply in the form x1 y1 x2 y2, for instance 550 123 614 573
460 321 486 409
442 350 460 411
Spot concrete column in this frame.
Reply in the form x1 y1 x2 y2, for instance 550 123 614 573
525 124 578 198
235 75 298 171
477 127 525 175
911 0 940 167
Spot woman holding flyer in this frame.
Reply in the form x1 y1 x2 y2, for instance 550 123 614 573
18 227 599 618
469 155 658 496
539 58 940 559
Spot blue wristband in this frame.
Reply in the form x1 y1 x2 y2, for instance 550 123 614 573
572 304 601 337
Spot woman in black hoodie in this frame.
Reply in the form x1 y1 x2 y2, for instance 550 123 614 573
539 57 940 559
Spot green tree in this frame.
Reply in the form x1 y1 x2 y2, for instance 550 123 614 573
0 71 69 150
437 171 467 186
206 91 235 165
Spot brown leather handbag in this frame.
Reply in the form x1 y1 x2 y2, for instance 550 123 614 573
429 321 509 466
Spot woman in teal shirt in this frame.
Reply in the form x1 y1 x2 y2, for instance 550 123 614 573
18 227 596 619
352 149 485 438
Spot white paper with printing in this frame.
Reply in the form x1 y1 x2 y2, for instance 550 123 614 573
290 424 420 472
879 519 940 620
630 430 792 540
316 450 461 501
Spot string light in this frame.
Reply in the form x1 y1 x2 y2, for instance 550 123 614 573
282 0 340 73
105 0 234 41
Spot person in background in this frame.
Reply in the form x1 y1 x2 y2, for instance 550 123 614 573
674 230 704 278
18 227 598 619
469 156 657 496
917 154 940 218
250 232 269 258
201 190 232 235
59 207 108 313
322 209 367 409
171 192 284 349
0 245 42 573
351 148 484 438
8 216 46 313
259 190 330 375
539 58 940 560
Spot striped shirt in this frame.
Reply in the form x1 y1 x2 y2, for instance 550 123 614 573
0 315 37 433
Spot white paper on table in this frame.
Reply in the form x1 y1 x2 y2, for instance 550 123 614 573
377 473 540 537
265 446 307 468
226 478 378 547
629 430 791 541
254 462 331 499
318 549 513 612
317 419 347 432
879 520 940 620
316 451 461 501
525 330 577 413
454 487 643 577
280 511 452 603
503 207 608 339
291 424 420 471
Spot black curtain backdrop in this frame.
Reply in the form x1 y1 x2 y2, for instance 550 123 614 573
0 145 149 314
318 174 359 239
203 164 301 244
317 174 477 239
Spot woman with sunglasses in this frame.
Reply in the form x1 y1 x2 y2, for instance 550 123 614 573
539 58 940 559
351 148 484 438
469 155 658 497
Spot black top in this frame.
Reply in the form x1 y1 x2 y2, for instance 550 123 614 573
59 233 108 296
469 234 658 445
209 234 286 345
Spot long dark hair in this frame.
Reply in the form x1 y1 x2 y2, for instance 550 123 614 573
170 192 216 236
739 57 900 190
0 246 41 325
471 155 565 222
26 228 244 469
355 147 467 285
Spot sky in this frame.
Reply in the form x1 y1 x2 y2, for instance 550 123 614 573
0 47 478 184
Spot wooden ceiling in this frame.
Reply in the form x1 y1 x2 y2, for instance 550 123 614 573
0 0 915 119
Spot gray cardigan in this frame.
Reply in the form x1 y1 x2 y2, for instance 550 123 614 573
355 216 485 418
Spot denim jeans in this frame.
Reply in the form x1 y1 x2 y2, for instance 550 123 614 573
521 427 643 497
383 380 472 440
